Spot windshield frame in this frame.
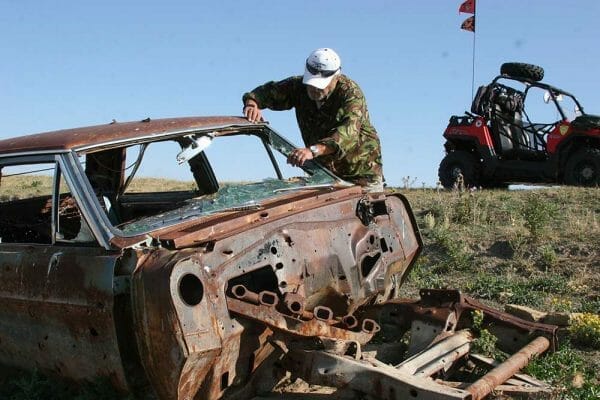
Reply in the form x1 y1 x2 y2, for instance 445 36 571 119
73 124 347 239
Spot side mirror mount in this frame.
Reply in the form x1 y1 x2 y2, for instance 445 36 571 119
176 133 214 164
543 91 563 104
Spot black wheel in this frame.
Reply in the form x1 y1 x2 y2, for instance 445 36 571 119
564 148 600 186
438 151 480 189
500 62 544 82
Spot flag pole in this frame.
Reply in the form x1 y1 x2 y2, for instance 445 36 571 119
471 8 476 100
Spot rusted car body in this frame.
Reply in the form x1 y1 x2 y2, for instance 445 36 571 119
0 117 555 399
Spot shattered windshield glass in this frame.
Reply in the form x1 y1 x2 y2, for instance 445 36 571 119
82 127 345 236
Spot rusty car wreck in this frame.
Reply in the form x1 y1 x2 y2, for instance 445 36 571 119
0 117 557 399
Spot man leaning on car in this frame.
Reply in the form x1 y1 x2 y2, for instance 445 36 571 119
242 48 384 192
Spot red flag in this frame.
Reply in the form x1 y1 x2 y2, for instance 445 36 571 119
460 16 475 32
459 0 476 14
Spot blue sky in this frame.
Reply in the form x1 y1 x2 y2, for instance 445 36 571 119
1 0 599 186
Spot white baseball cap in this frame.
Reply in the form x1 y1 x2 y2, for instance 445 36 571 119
302 48 341 89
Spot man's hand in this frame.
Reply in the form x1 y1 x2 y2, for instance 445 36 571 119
243 100 263 123
287 148 314 167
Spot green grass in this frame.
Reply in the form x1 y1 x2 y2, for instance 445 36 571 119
524 342 600 400
397 186 600 399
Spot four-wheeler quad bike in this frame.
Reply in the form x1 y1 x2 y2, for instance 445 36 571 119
439 62 600 188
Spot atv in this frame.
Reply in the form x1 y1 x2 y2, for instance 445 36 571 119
439 62 600 188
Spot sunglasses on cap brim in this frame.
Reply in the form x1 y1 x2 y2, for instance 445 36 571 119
306 62 340 78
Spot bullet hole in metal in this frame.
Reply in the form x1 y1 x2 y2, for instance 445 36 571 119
276 262 284 270
222 249 233 255
279 281 287 289
179 274 204 306
270 246 278 255
260 212 269 218
369 235 375 244
284 235 293 246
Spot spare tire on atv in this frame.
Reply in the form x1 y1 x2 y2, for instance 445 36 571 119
500 62 544 82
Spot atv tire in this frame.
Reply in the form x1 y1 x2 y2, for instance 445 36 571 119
564 147 600 186
438 151 480 189
500 62 544 82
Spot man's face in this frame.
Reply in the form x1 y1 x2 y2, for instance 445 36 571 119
306 76 338 102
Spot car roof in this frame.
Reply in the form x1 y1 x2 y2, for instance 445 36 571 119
0 116 257 155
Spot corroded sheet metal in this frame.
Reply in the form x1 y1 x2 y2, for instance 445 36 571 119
109 186 364 249
125 192 421 399
0 245 127 389
0 116 255 155
227 297 375 344
284 349 471 400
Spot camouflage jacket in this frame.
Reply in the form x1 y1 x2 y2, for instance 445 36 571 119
242 75 383 185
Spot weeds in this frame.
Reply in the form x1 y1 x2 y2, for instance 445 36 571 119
465 271 570 307
406 256 447 289
524 342 600 400
470 310 506 361
399 186 600 399
521 194 559 240
429 226 473 272
538 244 558 269
570 313 600 349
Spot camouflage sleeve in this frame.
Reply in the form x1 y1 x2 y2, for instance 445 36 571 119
317 83 367 159
242 76 302 111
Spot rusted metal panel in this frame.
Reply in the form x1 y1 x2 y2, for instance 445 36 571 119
284 349 471 400
227 297 375 344
0 245 128 389
154 186 363 247
0 116 255 155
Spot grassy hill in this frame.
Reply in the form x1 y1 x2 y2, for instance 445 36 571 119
1 184 598 399
397 186 599 399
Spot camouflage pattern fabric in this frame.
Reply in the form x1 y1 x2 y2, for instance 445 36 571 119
243 75 383 185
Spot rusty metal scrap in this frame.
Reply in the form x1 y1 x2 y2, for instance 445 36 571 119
465 336 551 400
